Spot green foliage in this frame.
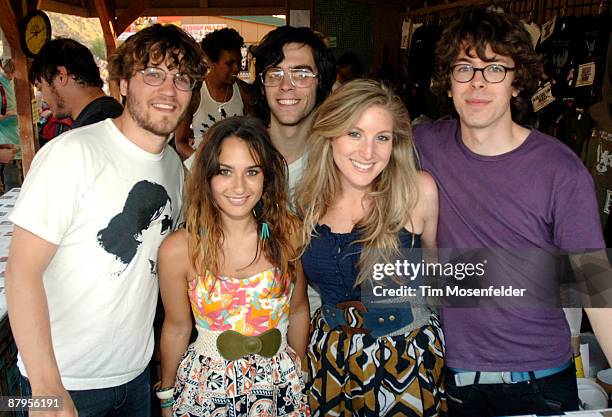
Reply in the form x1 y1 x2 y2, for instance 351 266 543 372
90 37 106 60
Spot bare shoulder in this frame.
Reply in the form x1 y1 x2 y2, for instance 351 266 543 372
416 170 438 206
159 228 189 261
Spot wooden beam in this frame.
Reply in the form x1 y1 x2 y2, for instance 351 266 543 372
37 0 92 16
0 0 20 51
0 0 37 175
92 0 119 99
199 0 208 7
12 50 37 175
130 6 285 16
406 0 493 15
116 0 159 35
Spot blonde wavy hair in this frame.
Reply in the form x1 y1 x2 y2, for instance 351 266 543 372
184 117 300 296
294 79 419 286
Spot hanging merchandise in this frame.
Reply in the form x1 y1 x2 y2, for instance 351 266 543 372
405 24 445 120
572 15 610 108
535 15 578 135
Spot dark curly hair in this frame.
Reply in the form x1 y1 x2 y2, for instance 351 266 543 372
108 24 206 85
431 7 544 117
252 26 336 126
201 28 244 63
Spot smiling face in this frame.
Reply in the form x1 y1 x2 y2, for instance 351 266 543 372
264 42 318 128
331 105 394 193
211 136 264 222
449 43 518 133
121 61 192 138
209 49 242 86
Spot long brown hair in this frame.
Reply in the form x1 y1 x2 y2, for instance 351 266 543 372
184 116 299 295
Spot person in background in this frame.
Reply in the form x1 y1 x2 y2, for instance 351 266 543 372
294 79 444 416
176 28 252 168
29 38 123 129
333 51 362 90
158 116 309 416
6 24 206 417
251 25 336 315
0 59 22 191
414 7 612 416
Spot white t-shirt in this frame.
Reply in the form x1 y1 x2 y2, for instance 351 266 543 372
10 119 184 390
287 153 321 313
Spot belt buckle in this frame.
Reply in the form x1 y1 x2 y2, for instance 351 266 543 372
216 328 281 361
501 371 516 384
336 301 371 334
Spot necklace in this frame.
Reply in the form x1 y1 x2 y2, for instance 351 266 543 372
207 80 232 115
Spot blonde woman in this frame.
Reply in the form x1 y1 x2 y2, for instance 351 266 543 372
294 79 445 416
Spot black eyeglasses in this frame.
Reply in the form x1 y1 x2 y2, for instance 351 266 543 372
450 64 516 84
260 68 318 87
138 67 195 91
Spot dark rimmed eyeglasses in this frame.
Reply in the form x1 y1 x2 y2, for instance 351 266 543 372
450 64 516 84
139 67 195 91
259 68 318 88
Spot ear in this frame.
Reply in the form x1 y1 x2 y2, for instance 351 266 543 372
512 88 519 98
56 66 70 85
120 78 128 97
447 90 452 98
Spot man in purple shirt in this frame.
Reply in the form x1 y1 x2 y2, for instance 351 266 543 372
414 7 612 416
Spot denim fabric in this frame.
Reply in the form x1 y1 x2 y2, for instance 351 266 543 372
20 368 152 417
445 363 579 417
321 303 414 338
1 161 22 191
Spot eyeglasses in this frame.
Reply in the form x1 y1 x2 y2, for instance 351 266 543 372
260 68 318 87
450 64 516 84
138 67 195 91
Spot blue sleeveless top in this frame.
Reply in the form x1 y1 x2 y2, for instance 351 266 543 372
302 224 421 306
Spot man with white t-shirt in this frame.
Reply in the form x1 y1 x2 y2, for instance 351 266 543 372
252 26 335 313
5 24 205 417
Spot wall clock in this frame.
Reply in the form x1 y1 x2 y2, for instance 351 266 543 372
20 10 52 58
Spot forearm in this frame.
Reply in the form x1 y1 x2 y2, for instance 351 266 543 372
159 322 191 388
5 269 63 390
0 109 17 121
287 305 309 359
175 140 194 160
585 308 612 365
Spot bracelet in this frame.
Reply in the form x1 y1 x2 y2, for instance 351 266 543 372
155 384 174 400
160 398 174 409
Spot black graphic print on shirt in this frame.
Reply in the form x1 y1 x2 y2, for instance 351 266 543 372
199 111 240 134
97 180 173 276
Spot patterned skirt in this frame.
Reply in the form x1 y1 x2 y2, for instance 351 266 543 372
306 309 446 417
173 335 310 417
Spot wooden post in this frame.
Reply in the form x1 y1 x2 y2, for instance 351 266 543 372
93 0 120 99
0 0 38 175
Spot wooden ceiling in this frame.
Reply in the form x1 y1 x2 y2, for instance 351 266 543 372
35 0 423 20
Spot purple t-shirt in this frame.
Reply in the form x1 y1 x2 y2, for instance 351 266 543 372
414 120 605 371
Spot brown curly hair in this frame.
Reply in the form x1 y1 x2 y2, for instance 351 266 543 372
431 7 544 117
108 24 206 84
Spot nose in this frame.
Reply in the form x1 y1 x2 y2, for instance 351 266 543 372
279 71 294 91
470 69 486 89
231 173 246 193
158 73 178 95
360 138 375 160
